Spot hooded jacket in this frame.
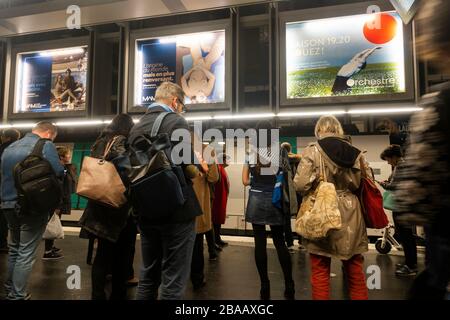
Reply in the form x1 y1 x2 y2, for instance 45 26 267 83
294 134 369 260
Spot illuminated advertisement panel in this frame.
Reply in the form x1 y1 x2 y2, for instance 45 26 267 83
286 11 405 100
135 30 225 107
14 46 88 113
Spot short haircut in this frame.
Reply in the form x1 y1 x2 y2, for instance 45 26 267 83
56 146 70 158
280 142 292 153
1 128 21 142
315 115 344 139
380 144 402 160
155 82 185 102
33 121 58 135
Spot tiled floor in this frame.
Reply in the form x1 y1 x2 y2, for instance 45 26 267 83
0 232 422 300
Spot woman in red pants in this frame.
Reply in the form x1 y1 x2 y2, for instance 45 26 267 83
294 115 369 300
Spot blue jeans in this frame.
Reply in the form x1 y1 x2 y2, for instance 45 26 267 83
3 209 48 300
136 219 196 300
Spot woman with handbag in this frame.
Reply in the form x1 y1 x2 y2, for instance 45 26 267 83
380 145 417 277
79 114 137 300
242 121 295 300
294 115 369 300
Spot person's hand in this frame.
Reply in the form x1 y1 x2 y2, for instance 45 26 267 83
337 47 381 78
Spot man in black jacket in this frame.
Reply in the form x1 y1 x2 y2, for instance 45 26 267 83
0 129 21 253
131 82 202 300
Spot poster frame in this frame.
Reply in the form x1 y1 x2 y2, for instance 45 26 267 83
128 19 232 114
8 37 90 120
279 1 415 107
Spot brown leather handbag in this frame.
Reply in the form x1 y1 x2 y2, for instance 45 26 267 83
76 137 127 208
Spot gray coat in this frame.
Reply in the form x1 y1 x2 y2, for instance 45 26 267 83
294 137 368 260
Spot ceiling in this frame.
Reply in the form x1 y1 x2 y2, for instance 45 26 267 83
0 0 280 37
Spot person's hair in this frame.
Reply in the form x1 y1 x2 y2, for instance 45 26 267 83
254 121 275 175
380 144 402 161
280 142 292 153
314 115 344 139
56 146 71 158
66 68 72 74
33 121 58 136
416 0 450 70
1 128 21 142
101 114 134 139
376 118 399 135
155 82 185 103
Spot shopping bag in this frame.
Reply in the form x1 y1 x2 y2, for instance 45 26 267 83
43 213 64 240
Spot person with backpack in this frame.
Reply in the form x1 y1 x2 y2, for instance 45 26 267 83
1 121 64 300
79 114 137 300
130 82 202 300
294 115 369 300
241 121 295 300
0 128 21 254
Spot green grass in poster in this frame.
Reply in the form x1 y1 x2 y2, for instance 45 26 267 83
287 62 403 98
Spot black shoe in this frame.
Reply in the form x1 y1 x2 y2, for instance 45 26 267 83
42 251 63 261
214 244 223 252
260 282 270 300
395 265 417 277
193 281 206 291
209 252 218 261
284 281 295 300
217 240 228 247
52 247 62 253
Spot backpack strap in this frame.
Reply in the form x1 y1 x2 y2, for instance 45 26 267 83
31 139 49 157
151 112 171 138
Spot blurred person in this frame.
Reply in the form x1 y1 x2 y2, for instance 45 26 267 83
190 144 219 289
380 145 417 276
280 142 303 251
242 122 295 300
41 146 77 260
294 115 369 300
376 118 406 147
394 0 450 300
79 114 137 300
131 82 202 300
0 129 21 254
212 153 230 247
1 122 64 300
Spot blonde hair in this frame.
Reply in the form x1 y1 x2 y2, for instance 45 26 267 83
314 115 344 139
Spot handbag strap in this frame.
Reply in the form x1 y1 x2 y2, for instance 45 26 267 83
102 136 120 160
359 155 367 179
315 145 327 183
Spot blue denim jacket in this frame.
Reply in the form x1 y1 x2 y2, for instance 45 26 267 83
1 133 65 209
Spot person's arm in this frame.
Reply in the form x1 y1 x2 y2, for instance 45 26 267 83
202 67 216 97
293 146 317 195
242 164 250 186
206 163 219 184
181 69 195 98
43 142 65 177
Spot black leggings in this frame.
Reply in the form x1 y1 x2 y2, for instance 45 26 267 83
252 224 293 285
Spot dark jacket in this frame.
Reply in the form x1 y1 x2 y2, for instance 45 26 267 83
79 134 130 243
394 81 450 239
59 163 77 215
128 104 202 225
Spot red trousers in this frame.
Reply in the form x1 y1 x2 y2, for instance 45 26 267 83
310 253 368 300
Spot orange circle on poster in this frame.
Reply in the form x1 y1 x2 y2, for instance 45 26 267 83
363 13 397 44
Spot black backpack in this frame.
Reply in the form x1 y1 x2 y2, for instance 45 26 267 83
128 112 187 223
13 139 62 216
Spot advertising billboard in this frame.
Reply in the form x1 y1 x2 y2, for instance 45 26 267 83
14 46 88 114
135 30 225 107
285 11 406 100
